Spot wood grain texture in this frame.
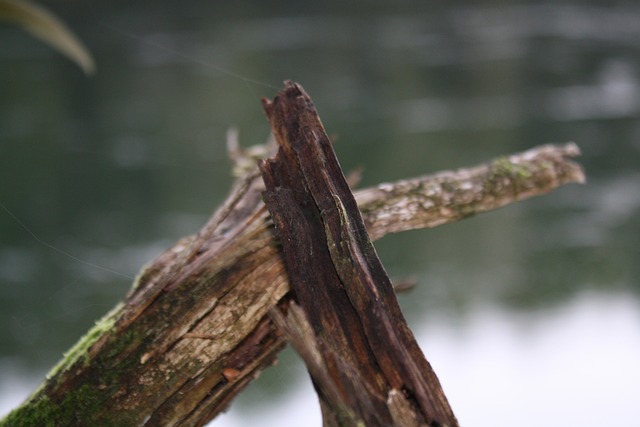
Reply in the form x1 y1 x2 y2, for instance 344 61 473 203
260 81 457 426
1 81 584 426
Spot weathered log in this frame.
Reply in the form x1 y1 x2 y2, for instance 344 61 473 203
0 84 584 426
260 82 457 426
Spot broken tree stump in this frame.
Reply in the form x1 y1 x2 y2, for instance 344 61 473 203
260 81 458 427
0 80 585 426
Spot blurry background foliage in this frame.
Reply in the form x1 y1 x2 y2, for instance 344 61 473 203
0 0 94 74
1 2 639 426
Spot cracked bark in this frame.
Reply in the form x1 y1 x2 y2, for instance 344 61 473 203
1 83 585 427
260 82 457 426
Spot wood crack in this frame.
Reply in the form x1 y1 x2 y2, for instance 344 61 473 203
260 81 458 427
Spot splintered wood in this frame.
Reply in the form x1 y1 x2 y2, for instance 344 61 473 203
260 81 459 427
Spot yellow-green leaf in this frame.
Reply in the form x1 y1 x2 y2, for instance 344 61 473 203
0 0 95 75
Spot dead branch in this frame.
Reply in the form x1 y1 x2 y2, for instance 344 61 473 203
0 84 584 426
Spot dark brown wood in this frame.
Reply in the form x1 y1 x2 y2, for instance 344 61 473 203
0 87 584 426
260 81 458 427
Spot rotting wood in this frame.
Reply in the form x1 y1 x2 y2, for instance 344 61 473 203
260 81 457 426
0 85 585 426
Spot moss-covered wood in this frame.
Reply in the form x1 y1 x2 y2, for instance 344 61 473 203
0 83 584 426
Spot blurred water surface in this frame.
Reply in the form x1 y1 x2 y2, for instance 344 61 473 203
1 2 639 425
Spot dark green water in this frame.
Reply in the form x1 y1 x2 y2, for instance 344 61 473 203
1 2 639 425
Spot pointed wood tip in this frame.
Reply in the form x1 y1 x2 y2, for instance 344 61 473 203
261 81 305 118
274 81 311 105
